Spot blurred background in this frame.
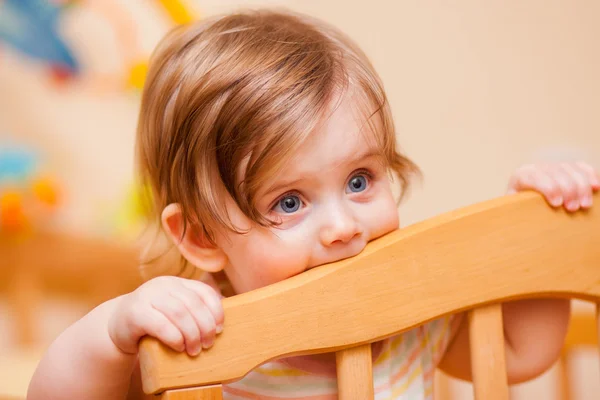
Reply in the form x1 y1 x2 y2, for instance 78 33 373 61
0 0 598 398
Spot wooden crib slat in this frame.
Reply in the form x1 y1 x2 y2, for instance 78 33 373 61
557 352 571 400
335 343 374 399
161 385 223 399
468 304 509 400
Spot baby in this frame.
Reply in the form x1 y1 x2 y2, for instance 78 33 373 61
28 9 599 400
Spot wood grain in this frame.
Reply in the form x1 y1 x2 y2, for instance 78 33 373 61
468 305 509 400
336 344 374 399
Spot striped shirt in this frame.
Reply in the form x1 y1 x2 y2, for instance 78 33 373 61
222 315 455 400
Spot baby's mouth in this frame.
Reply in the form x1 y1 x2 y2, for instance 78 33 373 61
315 238 368 267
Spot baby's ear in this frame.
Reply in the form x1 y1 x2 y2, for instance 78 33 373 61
161 203 228 273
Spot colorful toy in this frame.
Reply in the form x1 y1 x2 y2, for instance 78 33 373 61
157 0 197 25
0 0 199 90
0 144 60 236
0 0 80 82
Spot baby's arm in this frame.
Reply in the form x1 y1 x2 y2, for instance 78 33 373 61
27 276 223 400
27 297 138 399
440 299 570 383
440 161 599 383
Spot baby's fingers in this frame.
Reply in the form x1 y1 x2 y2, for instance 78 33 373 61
172 288 219 350
182 280 225 331
559 163 593 210
508 165 562 207
152 296 202 356
129 306 184 353
575 162 600 191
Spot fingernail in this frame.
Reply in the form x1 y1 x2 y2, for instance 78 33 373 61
202 339 214 349
216 325 223 334
581 196 592 208
190 346 202 356
550 196 563 207
566 200 579 210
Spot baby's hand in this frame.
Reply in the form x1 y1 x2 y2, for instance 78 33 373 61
108 276 224 356
507 161 600 211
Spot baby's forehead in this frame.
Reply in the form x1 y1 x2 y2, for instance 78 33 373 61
231 92 389 188
263 133 385 187
291 98 385 155
253 107 382 165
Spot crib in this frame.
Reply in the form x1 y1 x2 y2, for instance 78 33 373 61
138 191 600 399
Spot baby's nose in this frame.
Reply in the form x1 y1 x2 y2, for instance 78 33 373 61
319 212 363 247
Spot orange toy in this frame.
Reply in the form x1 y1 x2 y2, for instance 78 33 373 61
0 148 60 235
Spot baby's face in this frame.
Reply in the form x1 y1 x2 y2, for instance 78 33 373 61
214 99 400 294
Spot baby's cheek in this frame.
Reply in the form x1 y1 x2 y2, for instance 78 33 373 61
246 238 310 287
368 192 399 238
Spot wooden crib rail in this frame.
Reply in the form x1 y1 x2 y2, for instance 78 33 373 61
139 191 600 398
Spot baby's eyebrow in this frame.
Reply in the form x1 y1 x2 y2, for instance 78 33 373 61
263 177 305 198
351 150 381 164
262 151 382 197
333 149 382 169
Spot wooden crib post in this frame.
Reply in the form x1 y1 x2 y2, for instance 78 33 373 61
468 304 509 400
336 343 374 399
597 304 600 379
556 351 571 400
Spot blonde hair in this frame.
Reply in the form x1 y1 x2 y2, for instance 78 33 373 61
136 9 418 276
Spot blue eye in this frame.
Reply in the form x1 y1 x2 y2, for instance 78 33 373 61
347 174 368 193
277 195 301 213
